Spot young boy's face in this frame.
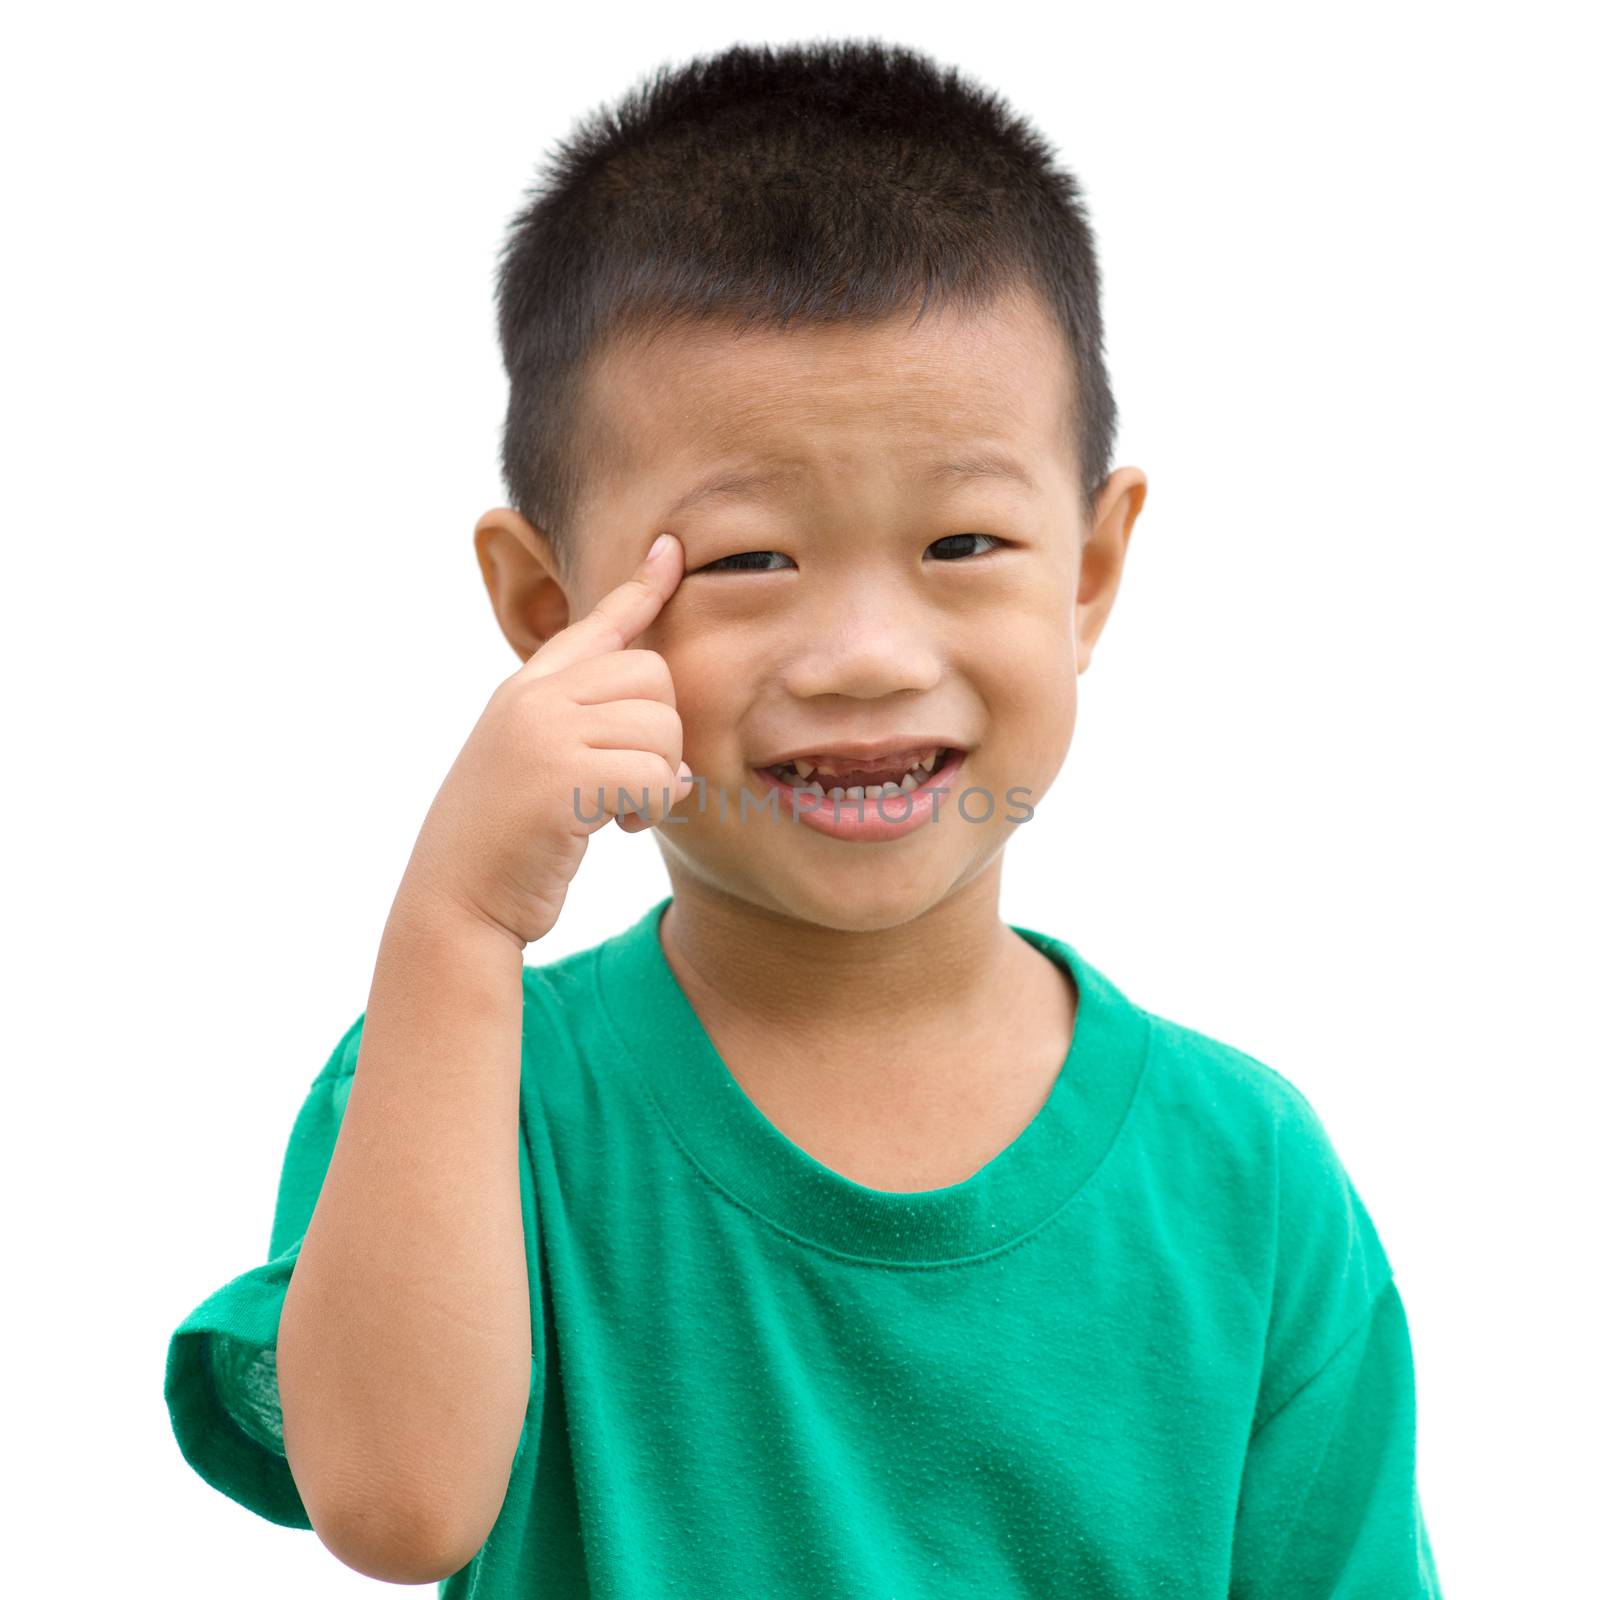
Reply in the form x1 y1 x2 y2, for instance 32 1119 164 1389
485 283 1144 933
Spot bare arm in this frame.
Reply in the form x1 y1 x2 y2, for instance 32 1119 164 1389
276 884 529 1581
272 531 691 1583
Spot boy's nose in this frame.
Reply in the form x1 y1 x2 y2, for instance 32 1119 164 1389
778 610 943 701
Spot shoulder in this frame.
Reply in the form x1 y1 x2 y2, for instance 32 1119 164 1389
522 935 603 996
517 906 670 1045
302 925 631 1094
300 933 613 1102
1135 1003 1394 1419
520 934 610 1044
1136 1002 1371 1190
1141 1001 1391 1272
514 927 643 1115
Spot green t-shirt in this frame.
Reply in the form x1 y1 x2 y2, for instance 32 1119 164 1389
166 895 1442 1596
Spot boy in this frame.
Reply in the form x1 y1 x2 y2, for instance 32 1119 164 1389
165 37 1442 1597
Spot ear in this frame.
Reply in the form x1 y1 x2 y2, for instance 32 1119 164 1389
473 507 572 663
1075 466 1148 674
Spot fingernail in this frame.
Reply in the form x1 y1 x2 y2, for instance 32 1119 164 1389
647 533 671 563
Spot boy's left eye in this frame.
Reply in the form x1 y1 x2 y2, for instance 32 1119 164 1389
926 533 1005 561
698 534 1005 574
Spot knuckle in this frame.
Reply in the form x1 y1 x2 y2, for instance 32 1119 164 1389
641 694 679 731
630 749 669 789
620 751 673 800
501 688 548 741
623 703 681 768
497 665 547 709
593 614 631 655
624 646 667 677
656 710 684 765
489 670 523 710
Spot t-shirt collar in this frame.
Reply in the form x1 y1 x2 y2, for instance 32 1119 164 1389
596 895 1150 1265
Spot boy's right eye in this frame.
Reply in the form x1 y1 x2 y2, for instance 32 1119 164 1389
698 550 797 573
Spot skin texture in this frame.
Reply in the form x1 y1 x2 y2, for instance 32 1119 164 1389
474 282 1147 1188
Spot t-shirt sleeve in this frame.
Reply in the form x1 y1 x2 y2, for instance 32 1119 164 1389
163 1014 365 1529
1228 1078 1444 1596
1229 1277 1443 1596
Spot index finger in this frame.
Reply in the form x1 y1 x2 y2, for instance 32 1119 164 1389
522 532 684 681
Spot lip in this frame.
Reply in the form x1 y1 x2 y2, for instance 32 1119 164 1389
746 747 969 842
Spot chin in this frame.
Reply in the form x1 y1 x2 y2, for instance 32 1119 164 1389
756 859 968 935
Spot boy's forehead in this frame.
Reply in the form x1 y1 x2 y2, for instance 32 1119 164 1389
580 286 1077 515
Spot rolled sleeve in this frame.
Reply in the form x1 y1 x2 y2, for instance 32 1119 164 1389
164 1021 361 1528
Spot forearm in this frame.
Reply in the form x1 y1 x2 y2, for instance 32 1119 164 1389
276 879 531 1578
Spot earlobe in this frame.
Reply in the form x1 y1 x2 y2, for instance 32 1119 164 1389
473 507 572 663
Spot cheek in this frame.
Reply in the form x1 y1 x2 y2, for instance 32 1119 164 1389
659 639 745 755
977 615 1079 768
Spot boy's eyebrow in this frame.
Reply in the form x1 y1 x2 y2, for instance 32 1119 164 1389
663 448 1039 519
926 449 1040 496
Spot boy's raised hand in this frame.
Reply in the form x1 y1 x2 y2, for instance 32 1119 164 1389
400 532 693 949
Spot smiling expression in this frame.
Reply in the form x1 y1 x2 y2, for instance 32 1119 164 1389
514 282 1141 932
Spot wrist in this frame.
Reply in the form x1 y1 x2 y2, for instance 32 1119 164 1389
388 868 532 961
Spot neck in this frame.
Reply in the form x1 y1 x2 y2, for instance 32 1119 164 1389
656 857 1021 1037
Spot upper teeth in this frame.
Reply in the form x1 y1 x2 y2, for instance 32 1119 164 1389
776 748 945 790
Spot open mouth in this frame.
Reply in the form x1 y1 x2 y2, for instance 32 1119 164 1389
759 745 962 800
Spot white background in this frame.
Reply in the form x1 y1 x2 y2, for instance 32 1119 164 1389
4 3 1593 1593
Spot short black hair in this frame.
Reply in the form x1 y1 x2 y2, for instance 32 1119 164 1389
492 37 1119 576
